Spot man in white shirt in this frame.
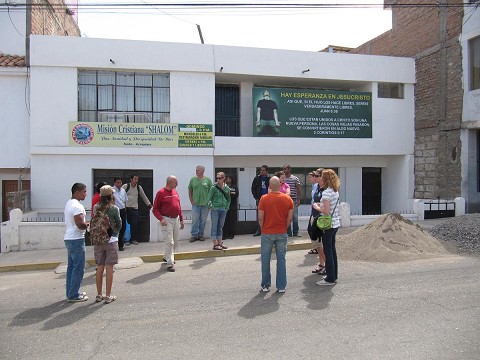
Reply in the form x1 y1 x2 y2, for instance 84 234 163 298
113 176 128 251
64 183 89 302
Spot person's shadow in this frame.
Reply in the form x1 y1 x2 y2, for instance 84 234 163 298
9 300 72 327
126 264 166 285
237 291 283 319
301 274 334 310
9 299 103 331
189 257 216 270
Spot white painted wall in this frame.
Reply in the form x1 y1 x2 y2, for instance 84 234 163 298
0 11 26 56
460 8 480 211
26 35 416 242
0 69 30 168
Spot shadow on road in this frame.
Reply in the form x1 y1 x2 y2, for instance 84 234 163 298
301 274 334 310
189 257 216 270
237 291 281 319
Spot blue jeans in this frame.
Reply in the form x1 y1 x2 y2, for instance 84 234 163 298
64 239 86 300
322 227 339 283
287 202 299 236
210 209 227 240
261 233 287 290
191 205 209 237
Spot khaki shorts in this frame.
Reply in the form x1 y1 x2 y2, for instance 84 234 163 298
94 242 119 265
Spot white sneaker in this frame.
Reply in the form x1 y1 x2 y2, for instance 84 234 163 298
277 289 286 293
316 279 335 286
261 285 270 292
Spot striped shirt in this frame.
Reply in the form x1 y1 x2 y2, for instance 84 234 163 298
284 175 300 200
321 187 340 229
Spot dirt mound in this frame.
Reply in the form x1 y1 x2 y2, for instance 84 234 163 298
338 213 453 262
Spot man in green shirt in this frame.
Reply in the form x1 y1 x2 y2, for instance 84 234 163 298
188 165 212 242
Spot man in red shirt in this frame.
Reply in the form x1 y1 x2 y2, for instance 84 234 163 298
258 176 294 293
152 176 184 272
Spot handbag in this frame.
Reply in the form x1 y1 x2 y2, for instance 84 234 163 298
316 198 339 230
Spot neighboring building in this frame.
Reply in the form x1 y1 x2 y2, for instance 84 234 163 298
26 34 415 241
351 0 480 212
0 0 80 222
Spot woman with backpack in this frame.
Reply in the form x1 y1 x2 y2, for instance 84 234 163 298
91 185 122 304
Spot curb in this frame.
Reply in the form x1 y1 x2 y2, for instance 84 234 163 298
0 241 314 273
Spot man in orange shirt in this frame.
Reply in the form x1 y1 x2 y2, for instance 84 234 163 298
258 176 294 293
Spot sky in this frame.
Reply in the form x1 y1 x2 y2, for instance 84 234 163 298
76 0 393 52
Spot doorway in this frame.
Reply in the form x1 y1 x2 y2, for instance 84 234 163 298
2 180 31 221
93 169 153 242
362 168 382 215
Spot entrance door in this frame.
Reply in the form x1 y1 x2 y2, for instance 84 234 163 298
93 169 153 242
2 180 31 221
362 168 382 215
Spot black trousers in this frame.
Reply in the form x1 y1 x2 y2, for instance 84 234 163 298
223 207 237 238
118 208 127 248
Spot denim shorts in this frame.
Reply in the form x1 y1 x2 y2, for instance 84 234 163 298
94 242 119 265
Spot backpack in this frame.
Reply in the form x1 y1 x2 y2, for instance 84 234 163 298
90 204 112 245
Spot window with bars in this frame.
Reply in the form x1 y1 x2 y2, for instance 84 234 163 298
78 70 170 123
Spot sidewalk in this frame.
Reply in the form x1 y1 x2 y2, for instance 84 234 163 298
0 219 447 272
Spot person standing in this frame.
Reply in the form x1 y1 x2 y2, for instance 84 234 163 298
122 174 152 245
313 169 341 286
223 175 238 240
64 183 89 302
113 177 128 251
258 176 294 293
309 169 326 276
91 182 106 216
208 172 231 250
152 176 184 272
188 165 212 242
251 165 271 236
92 185 122 304
283 164 301 237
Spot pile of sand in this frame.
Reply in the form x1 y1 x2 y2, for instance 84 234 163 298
337 213 453 262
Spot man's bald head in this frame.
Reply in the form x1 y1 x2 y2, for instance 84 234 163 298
269 176 281 192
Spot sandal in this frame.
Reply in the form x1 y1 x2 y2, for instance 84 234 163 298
312 264 325 273
318 268 327 275
104 295 117 304
308 248 319 255
95 294 105 303
220 243 228 249
213 245 223 250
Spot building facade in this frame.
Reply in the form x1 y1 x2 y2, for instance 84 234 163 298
0 0 80 222
27 35 415 241
351 0 480 212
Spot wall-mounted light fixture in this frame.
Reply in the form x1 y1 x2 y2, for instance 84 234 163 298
109 59 115 64
302 69 310 74
220 67 223 72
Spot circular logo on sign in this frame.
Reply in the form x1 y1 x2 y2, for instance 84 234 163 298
72 123 94 145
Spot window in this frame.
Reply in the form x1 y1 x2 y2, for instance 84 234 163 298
378 83 404 99
78 71 170 123
471 36 480 91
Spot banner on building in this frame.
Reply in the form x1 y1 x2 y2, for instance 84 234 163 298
252 87 372 138
69 122 213 148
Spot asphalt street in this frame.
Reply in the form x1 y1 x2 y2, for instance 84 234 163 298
1 250 479 359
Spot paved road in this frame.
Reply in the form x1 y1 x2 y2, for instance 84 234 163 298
1 250 479 359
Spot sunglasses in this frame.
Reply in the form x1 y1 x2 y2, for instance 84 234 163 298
314 174 321 178
217 177 224 180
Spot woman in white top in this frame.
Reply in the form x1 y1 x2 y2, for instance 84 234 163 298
312 169 340 285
